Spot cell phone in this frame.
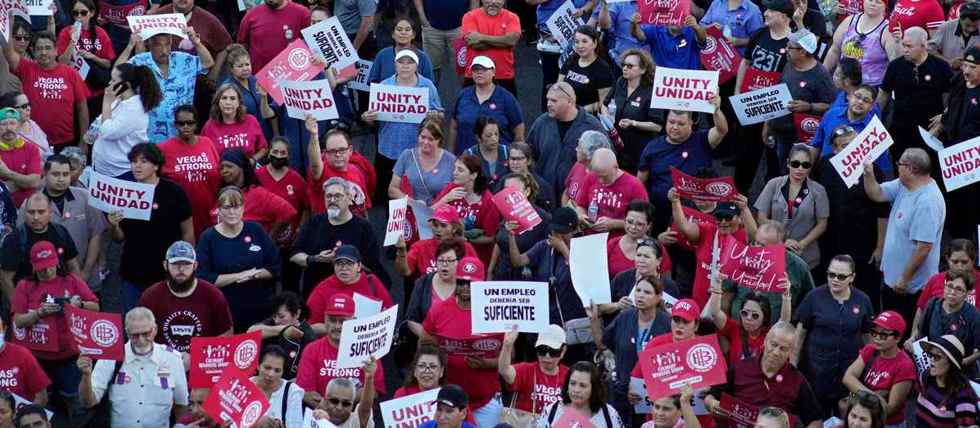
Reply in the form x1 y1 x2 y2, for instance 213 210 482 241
53 296 71 308
112 81 129 96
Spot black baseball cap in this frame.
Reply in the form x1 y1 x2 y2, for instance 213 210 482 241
436 384 469 409
964 46 980 65
713 202 738 217
763 0 794 15
549 207 579 234
335 245 361 263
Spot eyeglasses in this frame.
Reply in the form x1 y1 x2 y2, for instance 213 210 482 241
622 62 640 69
72 9 89 16
325 147 350 156
335 260 357 269
416 363 440 372
15 102 30 109
535 345 561 357
759 406 786 417
740 310 761 321
175 120 197 127
324 193 346 201
869 329 897 339
789 160 812 169
945 281 968 294
827 271 852 281
128 330 154 339
327 398 354 408
436 258 457 266
927 351 946 361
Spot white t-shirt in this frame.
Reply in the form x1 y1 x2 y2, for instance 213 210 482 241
251 377 305 428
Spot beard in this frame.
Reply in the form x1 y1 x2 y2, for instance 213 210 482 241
327 206 341 219
168 275 195 294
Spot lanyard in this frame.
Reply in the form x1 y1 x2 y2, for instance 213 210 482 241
635 322 652 355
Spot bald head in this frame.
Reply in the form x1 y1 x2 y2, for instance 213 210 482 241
590 148 620 184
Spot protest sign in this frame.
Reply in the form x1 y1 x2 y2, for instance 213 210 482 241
25 0 53 16
256 40 325 105
719 237 788 292
670 167 737 202
336 305 398 369
126 14 187 40
281 79 339 121
87 171 156 220
65 306 124 360
637 0 690 26
829 115 893 187
11 319 57 352
70 51 90 79
554 407 597 428
471 282 548 334
348 59 373 92
0 0 29 42
938 135 980 192
368 83 429 124
545 0 583 50
436 335 503 359
911 338 931 376
701 26 741 84
640 335 728 400
408 198 434 240
570 233 612 305
719 394 797 428
203 369 270 428
189 331 262 388
631 377 654 414
384 197 408 246
919 126 946 152
651 67 719 114
352 292 382 319
730 83 793 125
739 67 781 93
302 17 359 70
492 187 542 235
11 393 54 420
379 388 440 428
793 112 821 144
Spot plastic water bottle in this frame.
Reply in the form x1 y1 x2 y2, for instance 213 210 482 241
601 102 624 149
588 200 599 222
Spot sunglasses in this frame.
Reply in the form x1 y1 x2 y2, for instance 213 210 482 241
833 125 856 137
535 345 561 357
327 397 354 408
759 406 786 417
72 9 89 16
175 120 197 127
827 272 852 281
15 103 30 109
13 35 30 41
789 160 812 169
740 310 761 321
927 351 946 361
713 213 735 221
869 329 897 339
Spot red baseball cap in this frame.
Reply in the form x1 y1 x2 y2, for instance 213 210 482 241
873 310 906 335
324 293 355 318
431 205 460 225
30 241 58 272
456 257 485 282
671 299 701 322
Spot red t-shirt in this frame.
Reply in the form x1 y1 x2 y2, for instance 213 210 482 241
310 162 372 217
606 236 672 279
433 185 501 265
406 238 480 276
564 163 590 202
158 137 222 239
295 337 386 396
0 342 51 399
0 142 42 207
11 273 98 360
305 274 393 325
236 2 311 70
12 59 89 146
256 166 309 246
137 279 234 353
720 319 768 363
575 172 649 231
888 0 945 32
857 344 917 425
460 8 521 79
509 362 568 414
916 269 980 309
55 26 116 95
242 185 298 233
201 115 268 158
692 223 748 307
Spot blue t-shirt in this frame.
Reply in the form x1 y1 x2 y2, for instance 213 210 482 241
809 104 891 177
451 85 524 154
590 3 644 64
699 0 764 55
368 47 435 84
641 25 703 70
392 149 457 205
638 129 713 208
879 179 946 292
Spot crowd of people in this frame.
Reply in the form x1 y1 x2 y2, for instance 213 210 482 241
0 0 977 426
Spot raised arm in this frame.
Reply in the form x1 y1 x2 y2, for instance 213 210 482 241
498 328 519 384
707 95 728 147
861 162 887 202
670 188 700 242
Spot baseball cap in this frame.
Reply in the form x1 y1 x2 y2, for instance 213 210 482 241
788 30 818 54
395 49 419 64
712 202 738 218
335 245 361 263
872 310 906 335
470 56 496 70
549 207 579 234
535 324 567 349
30 241 58 271
963 45 980 65
456 257 485 281
166 240 197 264
671 299 701 322
431 205 461 225
324 293 355 317
0 107 20 121
436 384 469 409
762 0 794 14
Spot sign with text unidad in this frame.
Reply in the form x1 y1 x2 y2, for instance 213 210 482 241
281 79 339 121
380 388 440 428
256 40 324 105
638 0 690 26
368 83 429 124
87 171 156 220
829 115 893 188
730 83 793 125
336 305 398 369
938 135 980 192
471 281 549 334
126 14 187 40
302 16 359 70
383 197 408 246
651 67 719 114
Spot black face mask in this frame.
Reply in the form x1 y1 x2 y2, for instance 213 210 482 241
268 156 289 169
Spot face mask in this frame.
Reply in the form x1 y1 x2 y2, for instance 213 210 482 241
268 156 288 169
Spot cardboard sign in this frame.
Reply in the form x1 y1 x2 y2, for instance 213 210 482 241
640 335 727 400
379 388 440 428
700 26 741 85
25 0 54 16
730 83 793 125
436 335 502 359
670 167 737 202
492 187 542 235
471 281 549 334
553 407 597 428
87 171 156 220
793 112 821 144
545 0 583 50
938 135 980 192
383 197 408 246
651 67 719 114
739 67 781 93
301 17 359 70
352 292 382 319
368 83 429 124
829 115 893 188
348 59 373 92
719 238 788 292
65 306 124 361
126 13 187 40
10 319 57 352
203 369 270 428
569 233 612 305
0 0 30 42
280 79 339 121
336 305 398 369
188 331 262 388
70 51 90 79
256 39 325 105
637 0 690 26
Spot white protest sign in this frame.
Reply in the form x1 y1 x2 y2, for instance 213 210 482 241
0 0 30 43
569 233 611 305
281 79 339 121
380 388 440 427
938 135 980 192
911 338 931 376
383 197 408 246
545 0 584 49
368 83 430 124
126 14 187 40
25 0 53 16
349 60 373 92
336 305 398 369
70 51 90 79
301 408 336 427
87 171 156 220
919 126 945 152
353 293 382 319
651 67 719 113
471 282 549 334
829 115 893 188
408 199 433 240
729 83 792 125
630 377 653 414
302 17 359 70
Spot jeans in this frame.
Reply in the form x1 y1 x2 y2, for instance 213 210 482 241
421 24 461 84
472 394 503 428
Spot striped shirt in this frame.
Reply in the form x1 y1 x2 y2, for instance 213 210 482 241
915 375 979 427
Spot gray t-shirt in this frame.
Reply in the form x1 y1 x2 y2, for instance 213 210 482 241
392 149 457 205
334 0 377 35
880 179 946 291
754 176 830 268
769 62 835 136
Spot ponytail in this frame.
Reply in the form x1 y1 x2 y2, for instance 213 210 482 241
117 63 162 112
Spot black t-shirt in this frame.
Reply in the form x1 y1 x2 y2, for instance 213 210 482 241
119 178 192 287
560 56 613 108
879 55 953 124
259 319 316 380
958 85 980 143
744 28 790 73
556 119 575 142
771 63 836 135
289 214 384 293
0 224 78 281
604 78 666 155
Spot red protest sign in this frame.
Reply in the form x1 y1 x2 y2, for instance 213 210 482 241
719 237 788 292
793 112 821 144
739 67 781 93
202 369 270 428
256 39 325 105
492 187 542 235
189 331 262 388
436 335 503 359
670 167 737 202
10 320 58 352
65 306 124 361
637 0 690 26
553 407 597 428
720 394 797 428
639 335 727 400
452 37 468 77
700 26 741 85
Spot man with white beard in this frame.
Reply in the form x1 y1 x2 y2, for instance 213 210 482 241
289 177 386 296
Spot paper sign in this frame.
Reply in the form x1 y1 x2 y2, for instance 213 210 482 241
352 292 382 319
701 26 741 84
730 83 793 125
436 335 502 359
25 0 53 16
65 306 124 361
368 83 430 124
640 335 728 400
739 67 781 93
829 115 893 188
407 199 434 240
348 59 373 92
0 0 30 43
281 79 339 121
301 408 335 427
471 281 549 334
237 0 259 11
553 407 597 428
938 135 980 192
910 338 933 377
719 238 788 292
189 331 262 388
70 51 90 79
492 187 542 235
384 197 408 246
380 388 440 428
302 17 359 70
10 319 57 352
919 126 946 152
545 0 583 50
126 14 187 40
336 305 398 369
203 369 270 428
651 67 719 114
637 0 690 26
570 233 612 305
794 113 821 144
631 376 654 414
719 394 795 428
670 167 737 202
11 392 54 420
87 171 156 220
256 39 325 105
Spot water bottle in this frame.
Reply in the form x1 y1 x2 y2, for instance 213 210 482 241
601 102 624 149
588 200 599 222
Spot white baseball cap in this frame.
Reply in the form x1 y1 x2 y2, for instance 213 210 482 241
395 49 419 64
470 55 496 70
535 324 566 349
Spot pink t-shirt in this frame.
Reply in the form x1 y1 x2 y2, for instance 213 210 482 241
236 2 311 70
858 344 917 425
12 59 89 146
0 342 51 399
0 142 42 207
575 172 649 234
295 337 386 396
201 114 268 158
256 166 309 245
158 137 222 239
509 362 568 414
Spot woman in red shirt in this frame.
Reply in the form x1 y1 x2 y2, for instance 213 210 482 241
432 155 501 266
56 0 115 113
202 84 268 160
607 201 671 280
707 273 791 363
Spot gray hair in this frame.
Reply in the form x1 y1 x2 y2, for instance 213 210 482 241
902 148 931 175
322 177 352 195
125 306 156 326
578 131 613 163
903 26 928 45
766 321 797 344
757 221 786 242
590 147 618 170
326 377 357 398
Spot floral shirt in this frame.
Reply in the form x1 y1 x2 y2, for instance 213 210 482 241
129 51 204 143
